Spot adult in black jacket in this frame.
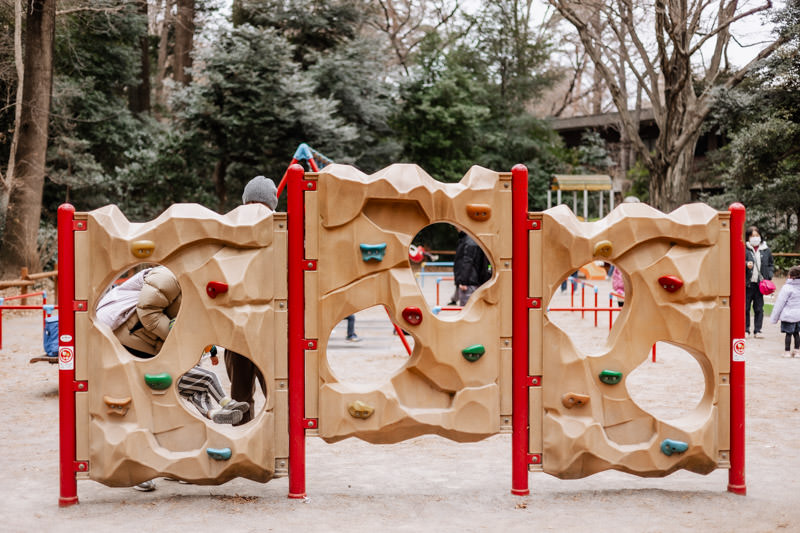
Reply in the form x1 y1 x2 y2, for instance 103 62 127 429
745 226 774 337
453 232 491 306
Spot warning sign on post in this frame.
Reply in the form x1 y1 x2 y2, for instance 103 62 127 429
732 338 745 362
59 346 74 370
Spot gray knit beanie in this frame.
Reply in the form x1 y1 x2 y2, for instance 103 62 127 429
242 176 278 210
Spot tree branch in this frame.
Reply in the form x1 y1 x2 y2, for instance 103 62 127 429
689 0 772 56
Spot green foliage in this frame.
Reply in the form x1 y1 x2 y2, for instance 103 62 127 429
627 160 651 203
705 0 800 259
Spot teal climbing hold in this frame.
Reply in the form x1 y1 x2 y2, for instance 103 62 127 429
599 370 623 385
360 243 387 262
207 447 232 461
144 373 172 391
660 439 689 456
462 344 486 362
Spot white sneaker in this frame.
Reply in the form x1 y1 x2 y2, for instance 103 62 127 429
783 352 793 358
792 349 798 358
134 480 156 492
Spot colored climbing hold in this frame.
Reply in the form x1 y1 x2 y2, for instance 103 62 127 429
466 204 492 222
660 439 689 456
103 395 132 416
561 392 590 409
207 447 232 461
598 369 623 385
360 243 387 262
658 275 684 293
206 281 228 298
594 240 613 258
347 400 374 419
144 372 172 391
462 344 486 362
130 240 155 259
402 306 423 326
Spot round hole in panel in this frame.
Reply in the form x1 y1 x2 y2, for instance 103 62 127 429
626 342 707 420
546 263 625 355
94 263 181 359
325 305 414 385
409 223 494 316
176 345 267 426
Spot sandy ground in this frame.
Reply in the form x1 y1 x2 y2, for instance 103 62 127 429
1 275 799 532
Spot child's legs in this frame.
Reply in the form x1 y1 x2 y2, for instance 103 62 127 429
794 331 800 350
745 284 756 331
786 333 793 352
190 391 212 416
177 366 225 403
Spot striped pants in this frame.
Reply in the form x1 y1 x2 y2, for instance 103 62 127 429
177 366 225 416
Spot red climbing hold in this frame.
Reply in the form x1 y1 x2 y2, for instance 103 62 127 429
658 275 683 293
206 281 229 298
402 306 423 326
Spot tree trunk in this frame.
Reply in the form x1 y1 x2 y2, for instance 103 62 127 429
648 138 696 213
0 0 24 240
213 157 228 211
154 0 174 111
0 0 56 277
128 0 151 114
173 0 194 85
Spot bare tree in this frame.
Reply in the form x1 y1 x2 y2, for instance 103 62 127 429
367 0 462 75
548 0 787 210
0 0 56 276
173 0 193 84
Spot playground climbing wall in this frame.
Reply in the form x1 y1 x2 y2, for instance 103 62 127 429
303 164 513 443
530 203 731 478
72 204 288 486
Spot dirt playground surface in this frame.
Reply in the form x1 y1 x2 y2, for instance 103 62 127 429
1 276 799 532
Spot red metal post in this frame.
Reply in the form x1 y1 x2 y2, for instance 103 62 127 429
651 343 656 363
58 204 78 506
581 284 585 319
593 288 598 327
608 294 613 331
287 163 308 499
728 202 747 495
307 158 320 172
511 164 530 495
276 158 299 199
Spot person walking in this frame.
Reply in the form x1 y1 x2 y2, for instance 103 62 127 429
770 266 800 357
745 226 774 338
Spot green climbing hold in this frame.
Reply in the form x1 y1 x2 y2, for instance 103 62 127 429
599 369 623 385
207 447 232 461
144 372 172 391
660 439 689 456
462 344 486 362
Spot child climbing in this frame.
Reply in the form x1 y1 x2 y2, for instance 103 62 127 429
96 266 249 423
770 265 800 358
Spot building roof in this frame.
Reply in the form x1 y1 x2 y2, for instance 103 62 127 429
551 174 613 191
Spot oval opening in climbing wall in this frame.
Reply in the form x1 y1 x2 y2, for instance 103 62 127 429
626 342 707 420
325 305 414 385
409 222 493 314
546 263 627 356
94 263 181 359
176 344 267 427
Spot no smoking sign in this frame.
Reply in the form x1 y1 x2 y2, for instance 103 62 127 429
732 338 745 362
59 346 74 370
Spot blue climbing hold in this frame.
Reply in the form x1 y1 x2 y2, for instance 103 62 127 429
360 243 387 262
206 447 232 461
660 439 689 456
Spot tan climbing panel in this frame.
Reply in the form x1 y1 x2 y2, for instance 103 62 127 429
532 203 731 478
74 204 287 486
308 164 512 444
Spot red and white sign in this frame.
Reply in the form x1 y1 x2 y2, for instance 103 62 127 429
59 346 74 370
732 338 745 362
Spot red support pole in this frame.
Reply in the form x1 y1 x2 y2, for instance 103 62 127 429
581 284 585 319
287 164 308 499
570 279 574 308
511 164 530 496
58 204 78 507
728 202 747 495
276 158 299 199
651 343 656 363
384 306 412 356
593 289 598 327
307 157 319 172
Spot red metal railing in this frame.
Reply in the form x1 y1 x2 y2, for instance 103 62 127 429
0 291 55 350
